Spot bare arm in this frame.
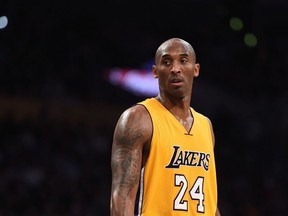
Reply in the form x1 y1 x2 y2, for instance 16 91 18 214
207 118 222 216
110 105 152 216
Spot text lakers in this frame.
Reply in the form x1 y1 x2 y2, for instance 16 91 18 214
165 146 210 171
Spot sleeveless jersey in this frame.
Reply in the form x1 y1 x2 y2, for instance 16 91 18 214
135 98 218 216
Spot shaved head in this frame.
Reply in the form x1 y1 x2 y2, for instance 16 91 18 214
155 38 196 64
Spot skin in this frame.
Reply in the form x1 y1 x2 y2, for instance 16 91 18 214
110 38 221 216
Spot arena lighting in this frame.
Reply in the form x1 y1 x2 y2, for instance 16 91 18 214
0 16 8 29
106 68 159 97
244 33 258 47
229 17 243 31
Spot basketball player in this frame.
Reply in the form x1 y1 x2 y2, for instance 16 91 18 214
110 38 221 215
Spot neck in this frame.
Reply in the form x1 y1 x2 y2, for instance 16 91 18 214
156 94 193 132
156 94 191 110
156 94 191 118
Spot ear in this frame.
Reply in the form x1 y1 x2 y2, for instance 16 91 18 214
194 63 200 77
152 65 158 78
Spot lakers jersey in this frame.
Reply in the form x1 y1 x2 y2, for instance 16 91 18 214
135 98 218 216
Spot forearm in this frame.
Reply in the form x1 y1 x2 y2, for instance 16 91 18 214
110 141 141 215
110 149 140 216
110 191 135 216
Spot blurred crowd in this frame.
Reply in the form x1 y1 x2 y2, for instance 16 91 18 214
0 115 112 215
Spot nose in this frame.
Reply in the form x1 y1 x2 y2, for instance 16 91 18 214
170 61 181 74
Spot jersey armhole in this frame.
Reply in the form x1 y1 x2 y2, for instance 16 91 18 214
136 104 154 167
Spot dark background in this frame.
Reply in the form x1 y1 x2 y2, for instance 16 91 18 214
0 0 287 215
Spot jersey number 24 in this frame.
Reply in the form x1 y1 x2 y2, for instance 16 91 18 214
174 174 204 213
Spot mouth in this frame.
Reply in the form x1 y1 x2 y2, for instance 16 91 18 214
170 77 184 86
170 76 183 82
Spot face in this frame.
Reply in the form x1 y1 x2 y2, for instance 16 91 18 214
153 39 200 99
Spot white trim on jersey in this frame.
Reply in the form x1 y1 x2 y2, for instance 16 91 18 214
136 167 145 216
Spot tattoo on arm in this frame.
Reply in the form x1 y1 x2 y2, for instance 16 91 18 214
111 127 143 204
117 128 143 147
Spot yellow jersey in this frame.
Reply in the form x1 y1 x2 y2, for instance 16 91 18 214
135 98 218 216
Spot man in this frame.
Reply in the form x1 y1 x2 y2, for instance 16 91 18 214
110 38 221 215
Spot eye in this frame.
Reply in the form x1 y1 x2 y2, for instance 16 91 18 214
180 58 188 63
163 59 172 66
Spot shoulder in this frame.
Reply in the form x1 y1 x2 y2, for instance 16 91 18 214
204 116 215 147
115 104 152 142
191 108 215 147
119 103 151 124
191 108 209 122
191 108 211 123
